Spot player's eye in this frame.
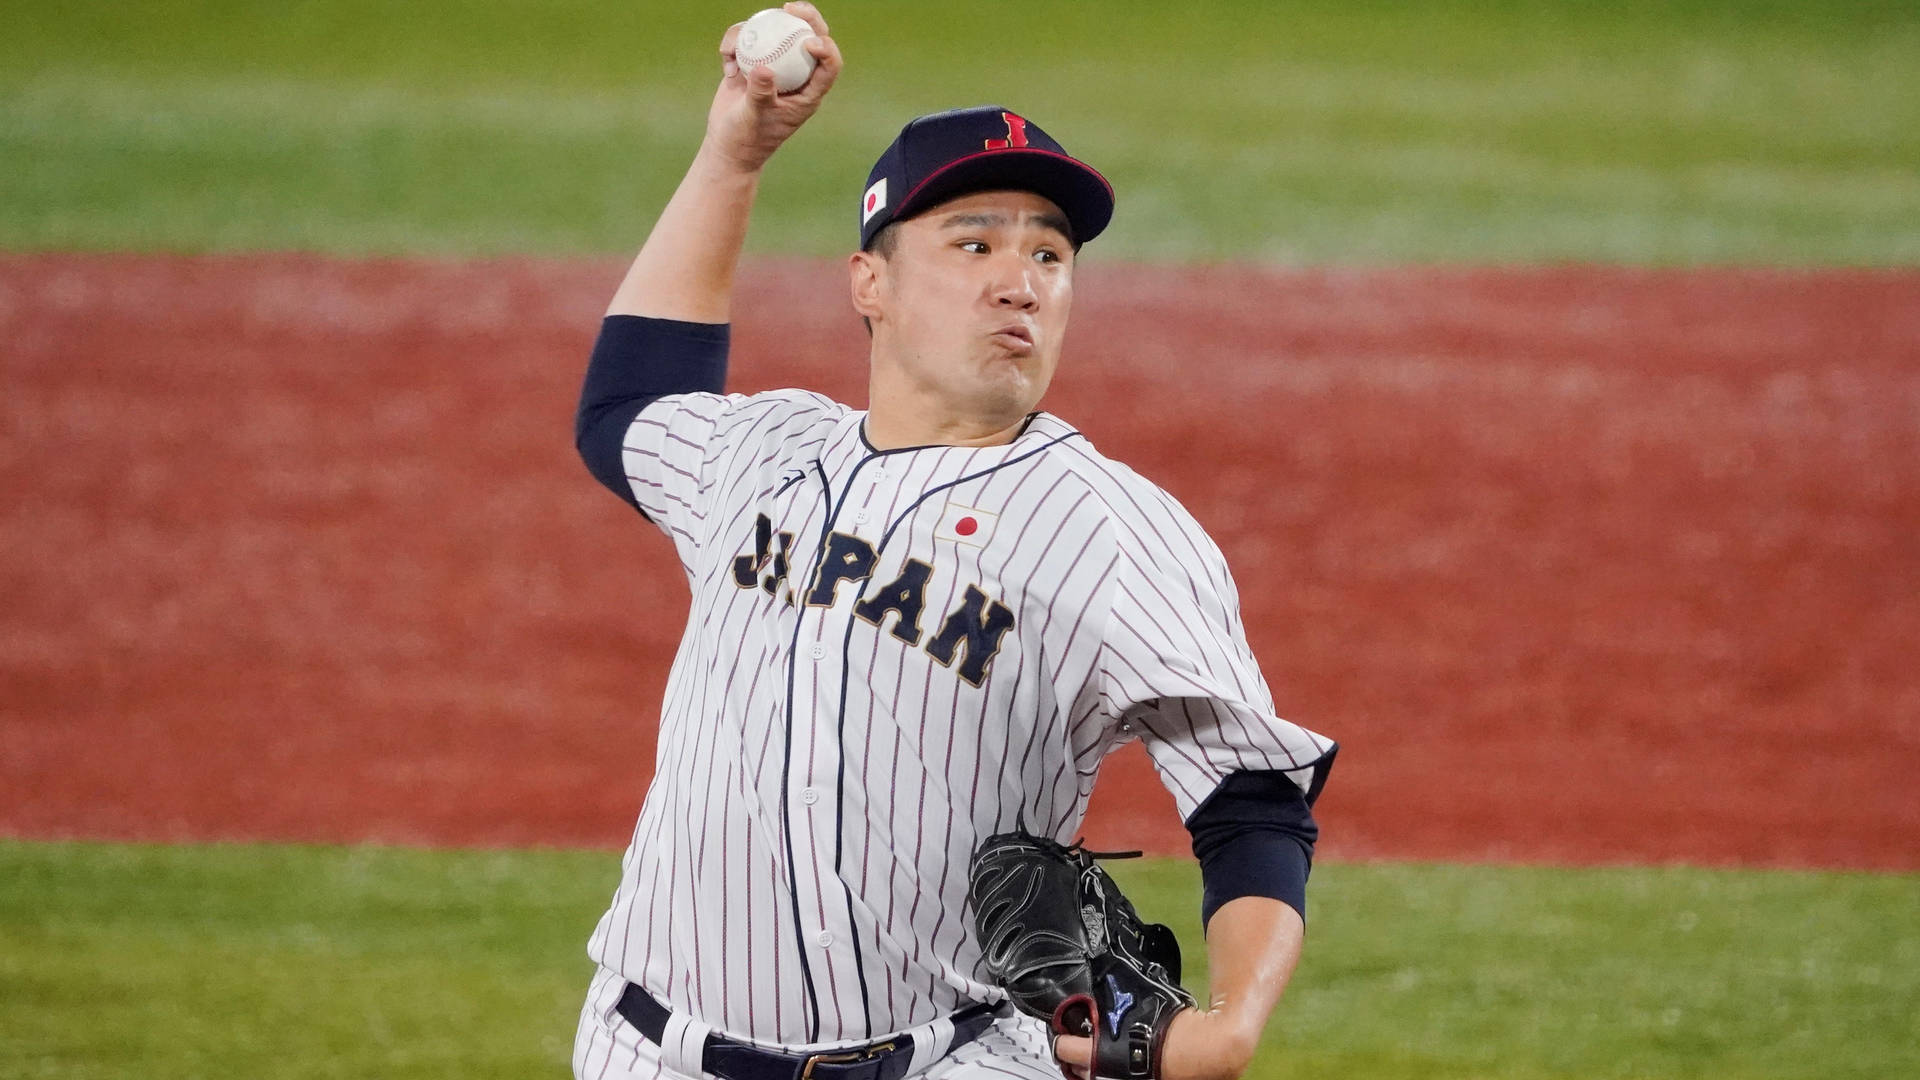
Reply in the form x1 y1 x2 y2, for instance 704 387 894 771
959 240 989 254
1034 248 1061 264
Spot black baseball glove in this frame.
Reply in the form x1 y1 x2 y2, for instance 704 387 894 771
967 829 1197 1079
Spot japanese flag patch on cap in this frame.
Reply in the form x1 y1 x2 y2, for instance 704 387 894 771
862 177 888 225
936 503 999 547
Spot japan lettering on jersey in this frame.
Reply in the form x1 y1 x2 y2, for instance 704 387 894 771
587 388 1334 1049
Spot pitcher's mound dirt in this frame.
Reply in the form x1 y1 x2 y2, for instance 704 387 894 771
4 254 1916 869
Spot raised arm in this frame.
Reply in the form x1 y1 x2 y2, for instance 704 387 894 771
576 5 841 517
607 2 842 320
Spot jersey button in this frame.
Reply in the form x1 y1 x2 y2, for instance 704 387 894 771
852 509 870 525
800 787 819 805
809 643 825 660
816 931 834 948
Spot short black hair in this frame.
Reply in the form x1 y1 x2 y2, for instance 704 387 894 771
862 220 902 259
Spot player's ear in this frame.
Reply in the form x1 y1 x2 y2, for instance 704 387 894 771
848 249 885 323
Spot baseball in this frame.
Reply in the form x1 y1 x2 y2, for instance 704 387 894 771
735 8 818 94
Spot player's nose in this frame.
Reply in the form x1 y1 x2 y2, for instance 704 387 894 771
988 263 1039 310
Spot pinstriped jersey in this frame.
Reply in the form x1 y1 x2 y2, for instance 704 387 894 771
588 388 1334 1049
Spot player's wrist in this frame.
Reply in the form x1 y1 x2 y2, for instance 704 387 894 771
1161 1008 1259 1080
696 132 772 177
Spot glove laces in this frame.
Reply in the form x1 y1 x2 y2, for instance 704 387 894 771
1068 837 1143 861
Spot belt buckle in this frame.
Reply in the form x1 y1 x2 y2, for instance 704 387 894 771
798 1040 896 1079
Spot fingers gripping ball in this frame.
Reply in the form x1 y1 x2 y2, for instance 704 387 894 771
968 830 1197 1078
735 8 819 93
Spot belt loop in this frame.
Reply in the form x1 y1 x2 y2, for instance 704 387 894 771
659 1010 711 1078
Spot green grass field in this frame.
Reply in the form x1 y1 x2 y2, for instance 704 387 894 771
7 4 1916 1078
3 840 1914 1080
5 0 1918 261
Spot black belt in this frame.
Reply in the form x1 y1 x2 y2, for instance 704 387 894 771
615 982 1006 1080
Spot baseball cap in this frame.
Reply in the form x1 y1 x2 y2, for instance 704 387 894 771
858 105 1114 252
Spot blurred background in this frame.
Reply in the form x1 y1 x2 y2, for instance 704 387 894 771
3 1 1917 1077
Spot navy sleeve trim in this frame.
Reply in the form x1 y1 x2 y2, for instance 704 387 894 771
1187 765 1331 928
575 314 730 511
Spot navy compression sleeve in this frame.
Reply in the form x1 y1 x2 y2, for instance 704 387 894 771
1187 768 1326 927
575 315 730 511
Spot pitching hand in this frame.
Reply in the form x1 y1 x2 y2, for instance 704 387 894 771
706 2 843 172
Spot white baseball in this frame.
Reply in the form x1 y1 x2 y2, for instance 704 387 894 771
734 8 819 94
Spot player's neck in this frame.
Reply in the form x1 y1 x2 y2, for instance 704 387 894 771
864 351 1034 449
862 405 1028 450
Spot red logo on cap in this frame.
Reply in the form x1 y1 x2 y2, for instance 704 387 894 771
865 191 879 212
984 112 1029 150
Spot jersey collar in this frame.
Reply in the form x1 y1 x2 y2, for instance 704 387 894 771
852 411 1079 457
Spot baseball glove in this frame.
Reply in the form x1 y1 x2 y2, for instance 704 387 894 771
967 829 1196 1079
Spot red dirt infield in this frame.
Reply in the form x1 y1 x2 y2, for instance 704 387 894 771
3 254 1917 869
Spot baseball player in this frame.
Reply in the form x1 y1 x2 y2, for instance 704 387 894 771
568 5 1336 1078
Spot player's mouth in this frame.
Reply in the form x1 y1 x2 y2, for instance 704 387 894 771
988 324 1035 354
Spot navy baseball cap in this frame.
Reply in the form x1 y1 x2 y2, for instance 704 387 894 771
858 105 1114 252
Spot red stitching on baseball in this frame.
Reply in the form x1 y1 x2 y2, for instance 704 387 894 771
744 27 809 66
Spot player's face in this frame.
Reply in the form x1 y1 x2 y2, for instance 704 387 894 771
857 189 1075 426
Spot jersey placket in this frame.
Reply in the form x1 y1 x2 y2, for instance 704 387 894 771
782 449 884 1042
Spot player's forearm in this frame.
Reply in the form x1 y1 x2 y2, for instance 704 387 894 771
605 140 764 322
1166 896 1304 1079
607 4 840 321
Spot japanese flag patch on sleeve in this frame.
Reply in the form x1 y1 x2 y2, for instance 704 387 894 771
935 503 998 547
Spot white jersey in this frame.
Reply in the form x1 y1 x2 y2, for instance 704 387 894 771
586 388 1334 1049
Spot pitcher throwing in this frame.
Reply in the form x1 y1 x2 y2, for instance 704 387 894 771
568 6 1336 1077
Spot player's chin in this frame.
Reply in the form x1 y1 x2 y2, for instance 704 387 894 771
969 356 1035 394
965 370 1049 420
